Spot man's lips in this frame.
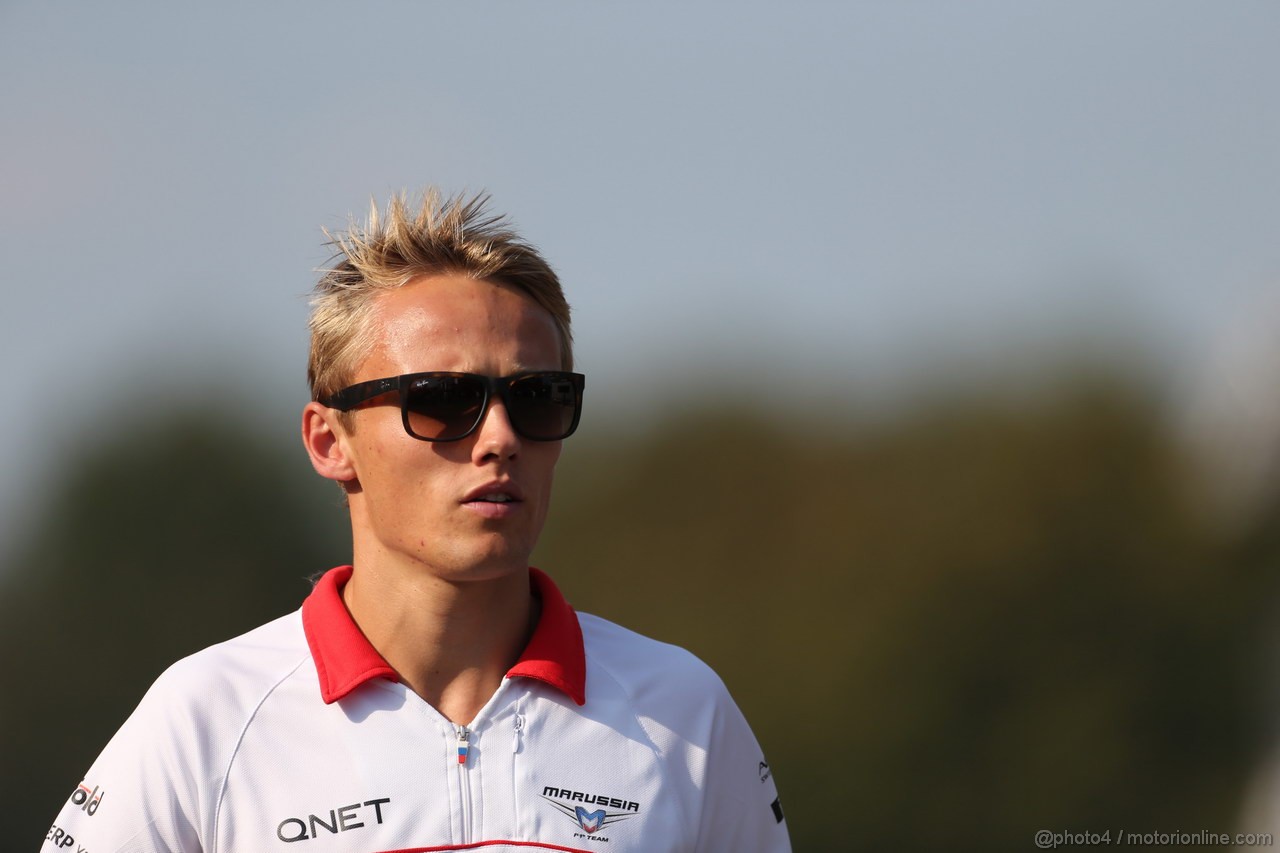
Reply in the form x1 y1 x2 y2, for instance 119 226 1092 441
461 481 525 515
462 481 524 503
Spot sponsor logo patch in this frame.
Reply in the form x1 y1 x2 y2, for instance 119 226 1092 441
541 785 641 842
69 782 104 817
275 797 391 843
45 823 87 851
575 807 607 833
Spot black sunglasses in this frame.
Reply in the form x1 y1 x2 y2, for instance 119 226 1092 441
321 371 585 442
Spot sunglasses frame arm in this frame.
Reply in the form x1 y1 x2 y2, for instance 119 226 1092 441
321 377 402 411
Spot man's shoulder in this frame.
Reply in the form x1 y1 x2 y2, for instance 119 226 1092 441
577 611 731 707
142 609 311 713
80 609 314 796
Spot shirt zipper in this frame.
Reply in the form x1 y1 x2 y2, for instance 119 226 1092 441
455 725 472 844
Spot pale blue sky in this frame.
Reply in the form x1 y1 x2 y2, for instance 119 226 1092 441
2 1 1279 545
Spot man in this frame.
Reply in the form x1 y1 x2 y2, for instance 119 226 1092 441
42 191 790 852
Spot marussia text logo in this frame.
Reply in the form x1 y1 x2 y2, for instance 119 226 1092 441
540 786 641 840
69 782 105 817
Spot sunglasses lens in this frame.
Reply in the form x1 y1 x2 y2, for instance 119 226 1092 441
397 372 581 441
404 374 486 440
507 373 580 440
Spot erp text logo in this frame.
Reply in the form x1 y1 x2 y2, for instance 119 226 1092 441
69 781 105 817
45 823 86 851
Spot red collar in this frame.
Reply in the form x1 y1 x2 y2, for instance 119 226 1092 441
301 566 586 707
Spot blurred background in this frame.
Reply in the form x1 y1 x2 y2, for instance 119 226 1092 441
3 1 1280 849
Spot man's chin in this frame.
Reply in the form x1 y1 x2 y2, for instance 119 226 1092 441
430 550 535 585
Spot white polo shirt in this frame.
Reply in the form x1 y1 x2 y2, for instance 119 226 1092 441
43 567 790 852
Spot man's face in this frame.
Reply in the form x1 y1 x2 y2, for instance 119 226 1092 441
336 274 566 582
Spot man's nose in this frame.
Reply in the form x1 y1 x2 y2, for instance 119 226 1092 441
471 398 521 461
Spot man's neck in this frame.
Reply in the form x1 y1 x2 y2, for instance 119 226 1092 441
340 557 538 726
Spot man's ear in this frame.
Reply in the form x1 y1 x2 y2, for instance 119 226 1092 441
302 402 358 483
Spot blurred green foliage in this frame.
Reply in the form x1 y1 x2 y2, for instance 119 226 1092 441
4 374 1278 850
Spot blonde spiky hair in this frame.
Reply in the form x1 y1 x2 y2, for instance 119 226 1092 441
307 189 573 406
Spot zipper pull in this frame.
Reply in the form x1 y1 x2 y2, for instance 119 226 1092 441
456 725 470 766
512 714 525 754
